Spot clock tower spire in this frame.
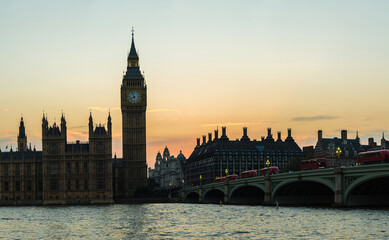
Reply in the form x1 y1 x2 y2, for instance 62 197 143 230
119 29 147 198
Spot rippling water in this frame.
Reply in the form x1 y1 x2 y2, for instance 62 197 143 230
1 204 389 239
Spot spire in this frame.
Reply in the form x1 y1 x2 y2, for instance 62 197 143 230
19 116 26 138
128 27 139 60
382 132 385 140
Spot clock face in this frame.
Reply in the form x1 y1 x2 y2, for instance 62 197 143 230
127 90 141 104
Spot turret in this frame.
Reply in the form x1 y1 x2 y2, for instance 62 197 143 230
108 111 112 137
89 112 93 135
17 116 27 152
61 112 67 142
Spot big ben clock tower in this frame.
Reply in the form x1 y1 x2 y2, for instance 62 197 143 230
120 30 147 198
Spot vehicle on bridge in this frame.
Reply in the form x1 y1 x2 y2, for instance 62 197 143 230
241 170 257 178
214 174 239 182
357 150 389 165
300 158 327 170
259 166 279 176
215 177 225 183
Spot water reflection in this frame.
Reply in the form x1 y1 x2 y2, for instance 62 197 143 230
0 204 389 239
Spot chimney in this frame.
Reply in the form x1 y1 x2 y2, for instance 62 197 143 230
214 129 219 140
222 127 226 136
368 138 375 147
318 130 323 141
202 135 206 144
261 136 265 141
196 138 200 147
277 131 281 141
341 130 347 141
208 132 212 142
288 128 292 138
243 127 247 136
267 128 272 138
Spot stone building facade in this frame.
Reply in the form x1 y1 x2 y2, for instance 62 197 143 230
148 146 186 189
186 127 303 186
0 114 113 205
314 130 367 167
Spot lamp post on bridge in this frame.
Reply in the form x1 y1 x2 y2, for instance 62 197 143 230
199 175 202 186
225 169 229 182
266 156 270 176
336 147 342 167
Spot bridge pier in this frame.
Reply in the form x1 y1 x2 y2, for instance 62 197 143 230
224 181 229 204
264 176 272 205
333 168 345 207
199 187 203 204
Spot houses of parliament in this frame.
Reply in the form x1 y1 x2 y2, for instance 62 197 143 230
0 32 147 205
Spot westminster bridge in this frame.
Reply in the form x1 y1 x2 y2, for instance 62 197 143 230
182 164 389 206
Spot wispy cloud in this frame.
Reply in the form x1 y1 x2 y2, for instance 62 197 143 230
201 122 265 127
148 109 179 113
89 107 120 112
69 126 86 130
292 115 339 122
3 109 8 112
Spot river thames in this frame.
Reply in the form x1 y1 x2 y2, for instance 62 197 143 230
1 203 389 239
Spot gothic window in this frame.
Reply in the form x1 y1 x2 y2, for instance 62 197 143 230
84 179 88 190
50 162 58 175
97 179 105 190
75 163 79 174
50 179 58 191
67 162 71 174
84 162 88 173
15 164 20 176
15 181 21 191
4 181 9 192
3 164 8 176
27 163 32 176
27 180 32 192
97 162 105 173
38 181 43 191
76 179 80 190
67 179 71 190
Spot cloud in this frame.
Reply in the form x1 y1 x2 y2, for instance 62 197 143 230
201 121 265 127
69 126 86 130
148 109 178 113
3 109 8 112
292 115 339 122
89 107 120 112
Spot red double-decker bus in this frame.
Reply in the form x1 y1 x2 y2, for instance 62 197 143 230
226 174 238 181
357 150 389 165
259 166 279 176
241 170 257 179
300 158 327 170
215 177 225 183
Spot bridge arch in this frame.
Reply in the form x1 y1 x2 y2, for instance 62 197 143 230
272 178 335 206
203 188 225 204
345 173 389 206
185 191 199 203
229 184 265 205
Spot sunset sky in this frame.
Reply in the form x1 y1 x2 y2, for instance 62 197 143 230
1 1 389 168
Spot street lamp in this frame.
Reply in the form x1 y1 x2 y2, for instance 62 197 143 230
336 147 342 167
199 175 202 185
225 169 228 182
266 156 270 176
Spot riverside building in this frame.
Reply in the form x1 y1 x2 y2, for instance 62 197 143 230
185 127 303 186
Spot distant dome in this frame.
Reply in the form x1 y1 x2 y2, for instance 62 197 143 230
177 150 186 160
